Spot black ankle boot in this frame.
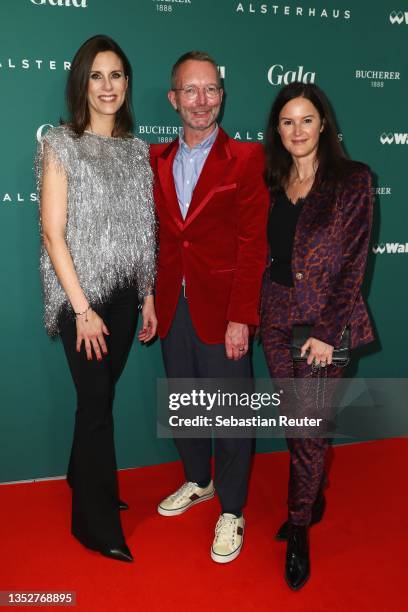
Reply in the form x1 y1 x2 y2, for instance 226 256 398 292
285 524 310 590
98 543 133 563
275 495 325 541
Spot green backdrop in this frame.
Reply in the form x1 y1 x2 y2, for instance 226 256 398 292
0 0 406 482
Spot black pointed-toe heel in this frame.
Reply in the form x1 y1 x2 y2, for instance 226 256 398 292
99 544 133 563
285 524 310 590
118 499 129 511
275 495 326 541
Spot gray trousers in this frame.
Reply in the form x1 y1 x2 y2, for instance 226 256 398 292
161 292 253 515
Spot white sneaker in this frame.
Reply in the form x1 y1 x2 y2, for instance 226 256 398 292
157 481 215 516
211 513 245 563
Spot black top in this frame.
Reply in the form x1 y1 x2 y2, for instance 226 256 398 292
267 190 305 287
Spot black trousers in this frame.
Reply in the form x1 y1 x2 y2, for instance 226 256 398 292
60 286 139 549
161 292 253 516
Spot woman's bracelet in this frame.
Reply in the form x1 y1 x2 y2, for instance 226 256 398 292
74 305 91 322
138 289 154 311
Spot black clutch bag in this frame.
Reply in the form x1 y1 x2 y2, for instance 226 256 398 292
292 325 350 366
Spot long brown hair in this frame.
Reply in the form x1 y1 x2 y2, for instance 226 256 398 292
65 34 133 137
264 82 348 193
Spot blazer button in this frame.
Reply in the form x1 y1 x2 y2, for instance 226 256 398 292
183 240 190 248
295 272 303 280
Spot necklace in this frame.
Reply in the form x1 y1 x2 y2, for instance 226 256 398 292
292 161 319 185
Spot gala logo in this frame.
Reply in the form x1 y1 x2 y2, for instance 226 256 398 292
267 64 316 86
30 0 87 7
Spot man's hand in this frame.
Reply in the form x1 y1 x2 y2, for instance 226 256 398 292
225 322 249 360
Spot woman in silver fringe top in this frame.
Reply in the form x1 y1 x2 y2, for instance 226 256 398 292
36 35 156 563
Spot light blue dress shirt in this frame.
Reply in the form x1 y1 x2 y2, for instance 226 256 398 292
173 125 219 219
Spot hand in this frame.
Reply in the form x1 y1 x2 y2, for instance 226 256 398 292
138 295 157 343
76 309 109 361
301 337 334 367
225 322 249 361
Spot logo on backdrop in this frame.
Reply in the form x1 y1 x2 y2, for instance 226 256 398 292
233 130 343 143
235 3 351 20
355 69 401 89
2 193 37 204
372 186 392 196
267 64 316 85
389 10 408 24
234 131 264 142
0 58 71 71
137 125 181 143
380 133 408 145
372 243 408 254
151 0 192 14
30 0 87 6
37 124 54 142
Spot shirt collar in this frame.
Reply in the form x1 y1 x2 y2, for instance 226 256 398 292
178 124 219 153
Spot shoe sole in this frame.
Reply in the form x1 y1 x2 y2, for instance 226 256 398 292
157 489 215 516
211 540 243 564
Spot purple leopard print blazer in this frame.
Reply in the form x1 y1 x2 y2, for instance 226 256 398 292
268 161 374 349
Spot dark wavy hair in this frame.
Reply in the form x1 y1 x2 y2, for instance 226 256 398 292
264 82 348 193
65 34 133 137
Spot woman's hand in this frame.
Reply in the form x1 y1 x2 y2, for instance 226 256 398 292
138 295 158 343
76 309 109 361
301 337 334 367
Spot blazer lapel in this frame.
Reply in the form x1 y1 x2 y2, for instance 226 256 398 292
157 139 184 230
183 127 235 229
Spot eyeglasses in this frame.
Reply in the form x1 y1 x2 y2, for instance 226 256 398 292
172 84 221 100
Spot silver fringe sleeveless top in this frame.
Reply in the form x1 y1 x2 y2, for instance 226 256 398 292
36 125 156 336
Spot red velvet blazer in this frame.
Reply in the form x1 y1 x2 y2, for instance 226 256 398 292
268 161 374 349
150 127 269 343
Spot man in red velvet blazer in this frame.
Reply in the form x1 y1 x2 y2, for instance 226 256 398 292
150 51 269 563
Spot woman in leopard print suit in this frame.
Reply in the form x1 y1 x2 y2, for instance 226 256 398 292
261 82 373 590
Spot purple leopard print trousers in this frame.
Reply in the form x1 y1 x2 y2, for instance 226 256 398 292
261 277 345 526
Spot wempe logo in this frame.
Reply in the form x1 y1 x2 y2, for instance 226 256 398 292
268 64 316 85
372 243 408 254
30 0 87 6
380 132 408 145
389 10 408 24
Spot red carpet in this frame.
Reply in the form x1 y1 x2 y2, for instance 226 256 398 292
0 439 406 611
